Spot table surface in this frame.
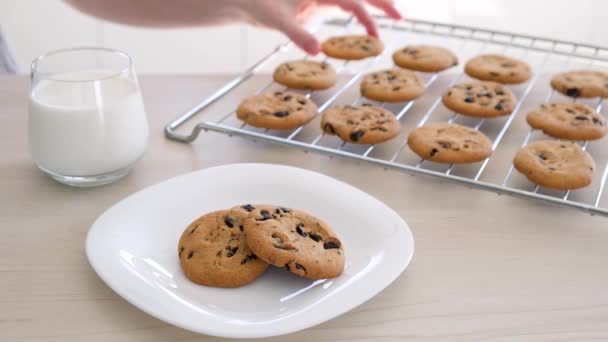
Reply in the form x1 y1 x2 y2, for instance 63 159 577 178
2 74 608 342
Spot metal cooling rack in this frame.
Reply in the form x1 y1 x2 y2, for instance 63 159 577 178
165 16 608 217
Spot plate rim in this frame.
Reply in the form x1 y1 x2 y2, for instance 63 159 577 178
86 163 414 338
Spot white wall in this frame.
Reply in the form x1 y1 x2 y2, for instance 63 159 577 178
2 0 607 74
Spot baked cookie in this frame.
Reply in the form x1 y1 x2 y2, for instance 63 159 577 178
550 70 608 98
321 35 383 60
442 81 517 117
407 123 493 163
273 60 337 90
236 91 318 129
178 209 269 288
321 104 400 144
513 140 595 190
526 102 607 141
235 205 344 280
360 69 425 102
392 45 458 73
465 54 531 84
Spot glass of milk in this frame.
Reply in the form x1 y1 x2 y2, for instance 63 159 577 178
29 48 148 187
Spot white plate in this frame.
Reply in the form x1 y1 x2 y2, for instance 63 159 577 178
86 163 414 338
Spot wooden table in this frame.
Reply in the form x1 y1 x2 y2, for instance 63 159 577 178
2 75 608 341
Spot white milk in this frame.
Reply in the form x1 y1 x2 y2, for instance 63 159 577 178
29 71 148 176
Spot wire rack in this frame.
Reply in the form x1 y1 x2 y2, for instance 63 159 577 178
165 16 608 217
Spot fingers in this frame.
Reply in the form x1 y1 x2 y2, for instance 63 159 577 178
285 24 322 55
335 0 378 37
272 15 321 55
366 0 402 19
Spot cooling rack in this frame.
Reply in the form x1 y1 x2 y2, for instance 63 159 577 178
165 16 608 216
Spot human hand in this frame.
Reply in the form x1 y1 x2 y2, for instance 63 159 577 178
240 0 402 55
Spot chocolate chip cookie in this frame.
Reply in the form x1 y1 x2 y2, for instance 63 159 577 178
526 102 607 141
273 60 337 90
465 54 532 84
407 122 493 163
392 45 459 73
550 70 608 98
235 205 345 280
442 81 517 117
513 140 595 190
321 104 401 144
236 91 318 129
178 209 269 288
360 69 425 102
321 35 384 60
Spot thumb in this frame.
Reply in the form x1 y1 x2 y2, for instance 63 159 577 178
277 20 321 55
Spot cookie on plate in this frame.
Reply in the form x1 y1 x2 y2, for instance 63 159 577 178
360 69 425 102
526 102 607 141
465 54 531 84
392 45 458 73
321 104 400 144
273 60 337 90
407 122 493 163
442 81 517 117
178 209 269 288
321 35 383 60
550 70 608 98
513 140 595 190
235 205 344 280
236 91 318 129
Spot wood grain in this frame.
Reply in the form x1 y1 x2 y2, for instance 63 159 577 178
1 75 608 342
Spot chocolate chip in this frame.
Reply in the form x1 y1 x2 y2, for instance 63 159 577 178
324 123 336 134
309 233 322 242
489 71 500 77
179 246 184 256
296 224 307 237
279 207 291 213
274 111 290 118
392 86 401 91
362 45 370 51
274 91 283 96
371 127 388 132
362 103 372 107
320 63 328 70
464 97 475 103
241 254 257 264
295 263 306 272
323 241 341 249
566 88 581 97
387 75 397 81
239 225 244 231
447 91 452 96
495 90 505 95
241 204 255 212
226 246 238 257
438 141 451 149
575 115 589 121
285 263 290 271
538 154 548 161
190 226 198 235
592 117 603 125
187 251 194 259
297 99 307 106
224 216 235 228
430 148 439 157
350 130 365 142
282 95 293 101
495 103 504 111
566 109 576 114
257 210 271 221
